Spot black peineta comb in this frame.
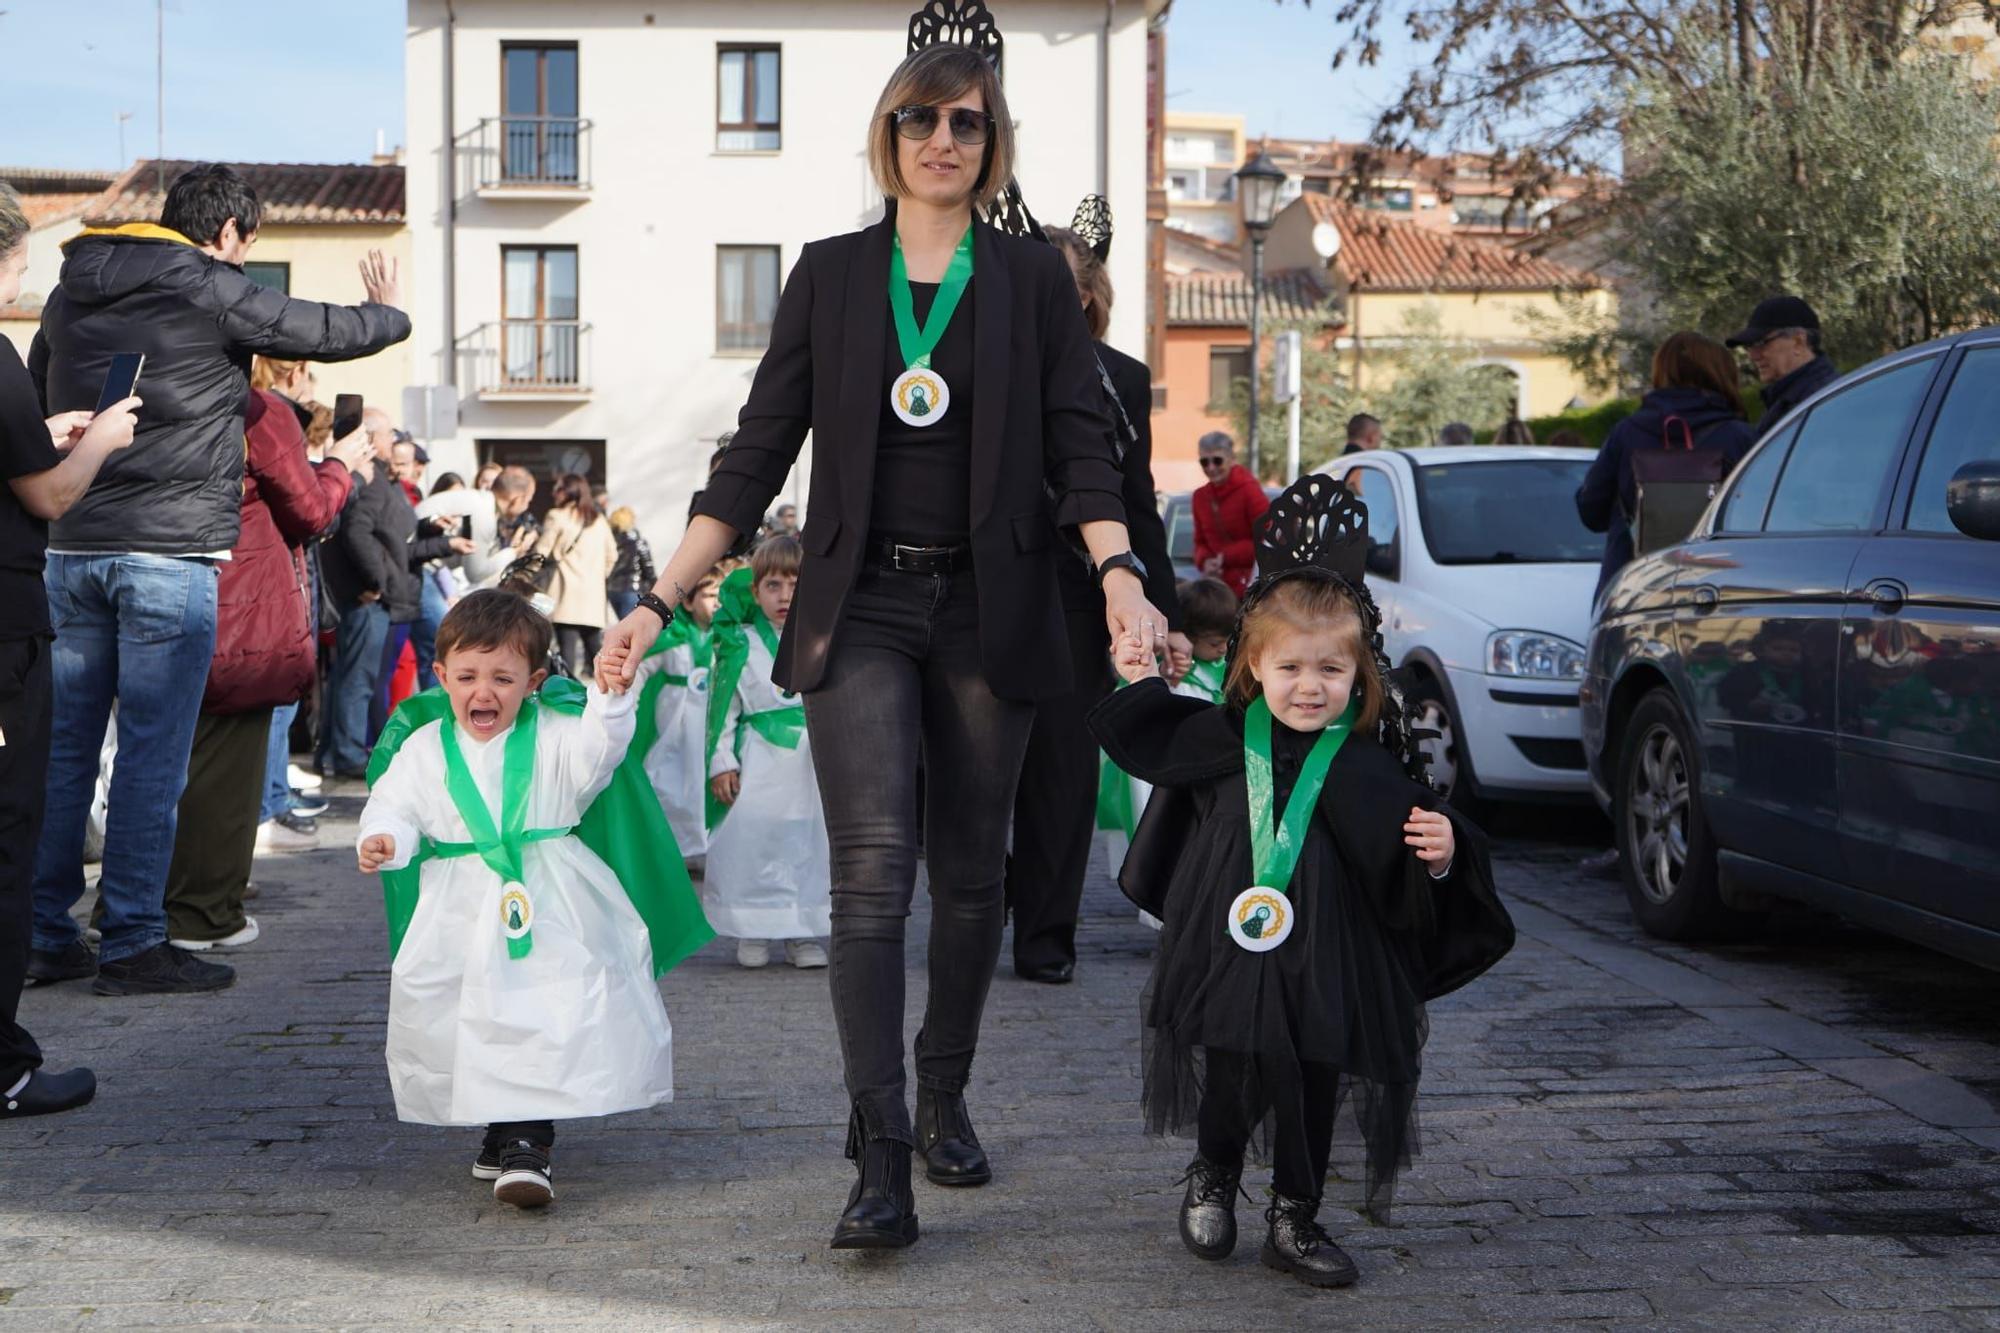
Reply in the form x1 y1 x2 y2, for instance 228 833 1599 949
908 0 1003 67
1253 473 1370 584
1071 195 1113 262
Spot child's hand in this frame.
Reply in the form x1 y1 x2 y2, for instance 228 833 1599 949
1404 807 1454 874
358 834 396 874
710 771 740 806
1112 629 1161 684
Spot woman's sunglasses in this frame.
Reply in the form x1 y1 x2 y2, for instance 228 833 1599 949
891 104 995 146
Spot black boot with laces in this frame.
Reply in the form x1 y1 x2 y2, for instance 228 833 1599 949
1260 1193 1358 1288
830 1107 919 1250
1177 1155 1246 1260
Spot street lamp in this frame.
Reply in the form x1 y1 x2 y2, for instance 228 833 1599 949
1234 150 1287 474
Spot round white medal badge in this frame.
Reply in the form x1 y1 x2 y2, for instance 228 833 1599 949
1226 886 1292 953
890 367 950 428
500 884 534 940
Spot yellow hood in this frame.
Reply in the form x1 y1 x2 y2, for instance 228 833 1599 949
62 222 199 250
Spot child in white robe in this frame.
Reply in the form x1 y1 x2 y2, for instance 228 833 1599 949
357 590 676 1209
704 538 833 969
630 568 725 868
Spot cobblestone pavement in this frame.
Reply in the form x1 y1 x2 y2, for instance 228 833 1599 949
5 790 2000 1330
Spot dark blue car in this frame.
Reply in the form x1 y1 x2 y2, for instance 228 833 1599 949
1581 327 2000 968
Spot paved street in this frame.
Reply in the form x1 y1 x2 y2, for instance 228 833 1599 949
5 790 2000 1330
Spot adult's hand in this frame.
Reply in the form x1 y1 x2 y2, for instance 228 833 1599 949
1200 553 1224 577
79 398 141 453
447 536 478 555
1102 571 1167 671
596 606 666 692
1164 630 1194 686
45 411 93 451
358 589 382 604
326 426 372 475
360 250 402 308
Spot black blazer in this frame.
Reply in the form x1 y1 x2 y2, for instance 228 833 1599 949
694 208 1127 702
1051 340 1181 628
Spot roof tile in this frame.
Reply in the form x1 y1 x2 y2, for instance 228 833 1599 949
1301 194 1600 292
85 160 405 227
1166 268 1337 326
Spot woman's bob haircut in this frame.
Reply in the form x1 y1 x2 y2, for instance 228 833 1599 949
867 45 1015 213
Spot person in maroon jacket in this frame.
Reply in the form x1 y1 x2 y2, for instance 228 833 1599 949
159 389 371 955
1191 431 1269 597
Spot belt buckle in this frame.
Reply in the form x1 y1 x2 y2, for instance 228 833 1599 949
889 543 921 572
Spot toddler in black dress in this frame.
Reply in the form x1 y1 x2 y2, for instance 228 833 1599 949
1091 476 1513 1289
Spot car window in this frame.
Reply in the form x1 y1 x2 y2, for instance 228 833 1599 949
1907 346 2000 534
1167 498 1192 561
1764 357 1936 533
1347 466 1400 572
1412 458 1599 564
1715 423 1798 533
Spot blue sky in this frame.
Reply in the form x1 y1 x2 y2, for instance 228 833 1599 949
0 0 1399 172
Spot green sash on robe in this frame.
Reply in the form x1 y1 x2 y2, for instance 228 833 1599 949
366 677 715 975
703 567 805 830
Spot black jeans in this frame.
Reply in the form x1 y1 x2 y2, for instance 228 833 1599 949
485 1120 555 1149
555 625 603 681
0 636 52 1086
1005 600 1113 972
804 565 1034 1145
1198 1052 1343 1201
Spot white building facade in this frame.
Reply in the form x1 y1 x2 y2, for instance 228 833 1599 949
405 0 1161 541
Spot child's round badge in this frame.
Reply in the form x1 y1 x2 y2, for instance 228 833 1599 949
500 884 534 940
1226 887 1292 952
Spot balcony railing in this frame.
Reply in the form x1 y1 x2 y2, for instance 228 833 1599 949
458 319 592 397
462 116 593 193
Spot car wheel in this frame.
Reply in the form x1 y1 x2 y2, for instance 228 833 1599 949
1407 674 1487 821
1615 688 1754 939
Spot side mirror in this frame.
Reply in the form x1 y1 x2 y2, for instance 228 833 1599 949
1947 461 2000 541
1365 541 1399 579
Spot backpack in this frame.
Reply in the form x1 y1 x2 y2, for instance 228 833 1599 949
1629 415 1735 555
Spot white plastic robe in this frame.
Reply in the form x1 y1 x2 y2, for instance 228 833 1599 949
703 632 832 941
631 642 710 859
357 686 675 1126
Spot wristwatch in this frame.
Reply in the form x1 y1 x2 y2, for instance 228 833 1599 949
635 591 677 626
1093 550 1148 589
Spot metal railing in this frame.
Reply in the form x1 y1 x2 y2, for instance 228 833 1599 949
464 116 593 190
457 320 592 394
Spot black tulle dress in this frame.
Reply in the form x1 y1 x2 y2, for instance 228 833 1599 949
1091 678 1511 1222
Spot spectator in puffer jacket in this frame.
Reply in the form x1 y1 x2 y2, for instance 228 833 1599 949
26 163 410 998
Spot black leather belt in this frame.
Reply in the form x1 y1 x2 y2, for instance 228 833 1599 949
872 540 972 575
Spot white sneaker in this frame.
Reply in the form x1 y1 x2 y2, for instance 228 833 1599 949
785 939 828 969
255 819 318 854
171 917 260 952
287 764 323 792
736 939 771 969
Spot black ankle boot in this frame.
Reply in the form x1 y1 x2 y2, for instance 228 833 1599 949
1177 1155 1245 1261
831 1109 919 1250
1260 1193 1358 1288
915 1084 992 1187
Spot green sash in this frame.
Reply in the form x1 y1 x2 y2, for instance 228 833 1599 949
436 701 542 959
1182 658 1226 704
703 567 803 829
1243 696 1355 896
367 678 714 975
889 228 974 374
630 615 713 774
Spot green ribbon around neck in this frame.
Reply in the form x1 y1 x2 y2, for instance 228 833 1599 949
1243 695 1356 896
438 700 540 959
889 228 975 371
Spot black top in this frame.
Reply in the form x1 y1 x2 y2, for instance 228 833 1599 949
691 211 1126 702
870 279 975 546
32 229 409 556
0 339 61 639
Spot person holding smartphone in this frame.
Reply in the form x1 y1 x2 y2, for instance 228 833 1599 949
0 181 140 1115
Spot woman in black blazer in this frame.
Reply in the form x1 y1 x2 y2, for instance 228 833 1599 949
599 44 1166 1250
1004 224 1183 985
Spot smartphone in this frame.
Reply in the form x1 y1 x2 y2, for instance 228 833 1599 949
332 393 364 442
94 353 144 412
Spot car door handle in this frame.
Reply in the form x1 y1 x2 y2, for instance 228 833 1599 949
1864 578 1907 613
1691 584 1718 611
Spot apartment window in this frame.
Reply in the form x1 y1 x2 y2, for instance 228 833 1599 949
243 261 290 294
718 46 781 151
717 246 781 351
502 43 580 182
1208 344 1250 409
501 245 580 386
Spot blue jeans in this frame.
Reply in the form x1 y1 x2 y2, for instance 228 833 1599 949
34 554 219 963
414 568 450 689
261 700 299 823
609 589 639 622
320 600 388 776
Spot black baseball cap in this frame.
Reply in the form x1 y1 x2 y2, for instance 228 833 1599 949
1727 295 1821 347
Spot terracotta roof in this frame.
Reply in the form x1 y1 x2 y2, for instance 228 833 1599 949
85 160 405 227
1164 227 1243 273
1166 268 1338 327
0 168 121 231
1300 194 1601 293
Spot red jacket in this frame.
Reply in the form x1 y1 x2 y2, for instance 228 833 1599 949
202 391 356 714
1192 463 1269 596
